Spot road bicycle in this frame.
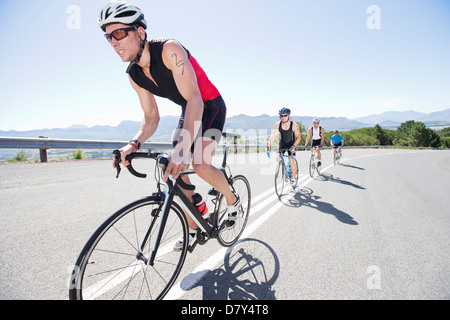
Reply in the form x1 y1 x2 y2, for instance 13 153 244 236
269 149 298 197
333 147 342 165
69 132 251 300
308 146 322 177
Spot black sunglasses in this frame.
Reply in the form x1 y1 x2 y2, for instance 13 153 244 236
104 27 136 43
280 114 289 118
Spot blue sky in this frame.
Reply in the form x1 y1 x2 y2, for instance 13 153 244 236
1 0 449 131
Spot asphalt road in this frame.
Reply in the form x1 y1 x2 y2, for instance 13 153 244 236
0 148 449 300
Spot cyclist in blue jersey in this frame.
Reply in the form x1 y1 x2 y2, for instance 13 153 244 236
330 130 344 158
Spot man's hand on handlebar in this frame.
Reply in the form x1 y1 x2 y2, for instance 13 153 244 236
163 157 189 183
113 145 135 169
162 144 191 183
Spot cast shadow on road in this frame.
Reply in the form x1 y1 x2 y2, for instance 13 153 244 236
179 238 280 300
279 187 359 226
339 163 365 170
313 172 366 190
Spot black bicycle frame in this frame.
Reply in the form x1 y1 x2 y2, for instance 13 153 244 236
115 131 241 267
147 160 233 266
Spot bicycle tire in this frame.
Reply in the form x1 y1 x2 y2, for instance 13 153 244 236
217 175 251 247
69 196 189 300
334 149 341 165
291 157 299 188
275 160 285 197
309 155 315 177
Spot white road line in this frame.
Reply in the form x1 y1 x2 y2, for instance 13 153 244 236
164 169 335 300
86 152 390 300
166 151 417 299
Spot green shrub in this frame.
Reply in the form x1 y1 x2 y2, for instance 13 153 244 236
72 149 84 160
7 150 28 163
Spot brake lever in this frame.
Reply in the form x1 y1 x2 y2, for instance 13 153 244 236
158 157 195 191
113 150 121 178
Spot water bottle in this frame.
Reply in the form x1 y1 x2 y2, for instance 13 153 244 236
192 193 209 218
287 161 291 179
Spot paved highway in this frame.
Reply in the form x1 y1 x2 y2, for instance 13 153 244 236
0 149 449 300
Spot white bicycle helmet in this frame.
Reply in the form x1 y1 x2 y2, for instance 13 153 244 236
98 1 147 32
313 118 320 123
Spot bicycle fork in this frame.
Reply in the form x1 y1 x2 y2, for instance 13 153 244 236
136 183 173 267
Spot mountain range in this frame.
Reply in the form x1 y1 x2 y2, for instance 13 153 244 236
1 109 449 142
353 109 450 127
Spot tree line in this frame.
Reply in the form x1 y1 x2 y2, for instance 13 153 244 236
297 121 450 149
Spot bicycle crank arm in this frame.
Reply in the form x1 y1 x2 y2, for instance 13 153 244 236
188 241 198 253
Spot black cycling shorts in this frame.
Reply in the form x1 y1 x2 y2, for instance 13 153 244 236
333 142 342 148
311 139 322 147
278 142 296 156
173 95 227 151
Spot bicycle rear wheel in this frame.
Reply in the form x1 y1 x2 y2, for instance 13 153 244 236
275 160 285 197
69 196 189 300
217 175 251 247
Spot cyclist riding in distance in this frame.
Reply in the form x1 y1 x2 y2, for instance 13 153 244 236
98 1 241 247
330 129 344 158
304 118 325 167
267 108 301 183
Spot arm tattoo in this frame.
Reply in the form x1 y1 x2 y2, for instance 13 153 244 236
172 54 185 75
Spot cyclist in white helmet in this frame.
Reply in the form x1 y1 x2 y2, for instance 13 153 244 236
304 118 325 166
98 1 241 250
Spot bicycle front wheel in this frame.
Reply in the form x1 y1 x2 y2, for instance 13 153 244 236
217 175 251 247
309 156 315 177
291 157 299 188
69 196 189 300
275 160 285 197
316 157 322 175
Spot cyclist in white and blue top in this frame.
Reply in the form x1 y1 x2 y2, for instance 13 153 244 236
305 118 325 166
330 130 344 159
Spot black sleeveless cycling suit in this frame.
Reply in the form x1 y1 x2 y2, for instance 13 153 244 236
128 39 226 148
278 121 296 156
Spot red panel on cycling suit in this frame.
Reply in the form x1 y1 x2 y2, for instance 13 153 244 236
188 55 221 102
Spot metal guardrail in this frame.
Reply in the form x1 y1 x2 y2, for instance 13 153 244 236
0 136 172 150
0 136 260 163
0 137 173 162
0 136 441 163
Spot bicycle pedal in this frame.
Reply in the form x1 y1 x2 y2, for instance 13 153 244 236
207 188 219 196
